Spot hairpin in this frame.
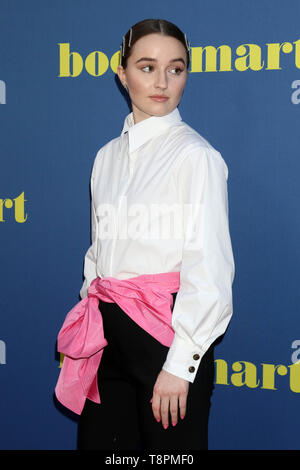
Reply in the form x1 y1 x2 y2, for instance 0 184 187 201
120 28 133 66
122 35 126 56
119 35 126 66
184 33 191 66
128 28 133 48
184 33 191 56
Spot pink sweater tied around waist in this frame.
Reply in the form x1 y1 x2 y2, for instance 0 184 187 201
55 271 180 415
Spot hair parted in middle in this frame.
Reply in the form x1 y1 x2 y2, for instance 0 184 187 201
119 19 191 70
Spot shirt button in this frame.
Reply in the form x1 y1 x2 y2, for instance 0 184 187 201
188 366 195 373
193 354 200 360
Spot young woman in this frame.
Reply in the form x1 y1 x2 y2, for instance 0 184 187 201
55 18 235 451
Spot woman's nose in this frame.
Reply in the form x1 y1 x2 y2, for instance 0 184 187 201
154 69 168 89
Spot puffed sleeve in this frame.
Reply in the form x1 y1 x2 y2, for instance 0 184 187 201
162 146 235 382
79 154 99 299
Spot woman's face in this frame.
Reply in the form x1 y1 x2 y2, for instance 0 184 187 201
117 33 189 124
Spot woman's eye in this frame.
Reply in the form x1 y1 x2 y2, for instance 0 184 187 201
171 67 184 75
141 65 153 72
141 65 184 75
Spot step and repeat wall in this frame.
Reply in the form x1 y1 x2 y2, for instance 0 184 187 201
1 0 299 450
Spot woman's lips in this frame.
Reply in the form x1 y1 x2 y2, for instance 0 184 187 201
149 95 169 102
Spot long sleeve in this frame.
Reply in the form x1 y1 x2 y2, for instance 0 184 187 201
79 155 99 299
162 146 235 382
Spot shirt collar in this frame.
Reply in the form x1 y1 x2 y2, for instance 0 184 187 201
121 107 182 153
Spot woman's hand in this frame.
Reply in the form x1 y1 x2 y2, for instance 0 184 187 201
150 369 189 429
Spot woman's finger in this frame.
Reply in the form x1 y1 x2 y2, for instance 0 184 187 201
169 394 179 426
160 395 170 429
179 391 187 419
151 393 161 422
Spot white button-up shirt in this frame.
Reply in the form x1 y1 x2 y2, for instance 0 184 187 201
80 106 235 382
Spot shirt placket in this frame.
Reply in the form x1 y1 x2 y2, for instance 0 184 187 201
109 132 137 275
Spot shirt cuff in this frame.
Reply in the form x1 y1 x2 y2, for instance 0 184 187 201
162 334 204 383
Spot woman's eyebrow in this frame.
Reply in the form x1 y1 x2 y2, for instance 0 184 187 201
135 57 186 65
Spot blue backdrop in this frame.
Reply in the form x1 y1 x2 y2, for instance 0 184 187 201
1 0 300 450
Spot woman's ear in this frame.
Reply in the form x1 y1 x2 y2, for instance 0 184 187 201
116 65 126 88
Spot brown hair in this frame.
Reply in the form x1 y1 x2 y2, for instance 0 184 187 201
120 19 190 70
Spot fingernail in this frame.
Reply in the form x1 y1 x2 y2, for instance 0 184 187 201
156 418 160 422
163 424 168 429
180 415 185 419
172 421 177 426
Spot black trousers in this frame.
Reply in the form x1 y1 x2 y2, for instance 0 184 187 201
77 292 215 451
